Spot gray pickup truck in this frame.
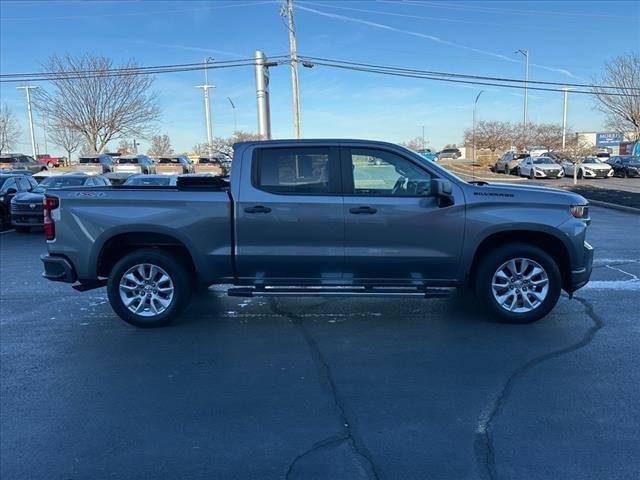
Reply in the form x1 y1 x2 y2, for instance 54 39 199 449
41 139 593 327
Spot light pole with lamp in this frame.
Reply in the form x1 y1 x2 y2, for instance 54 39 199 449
227 97 237 134
515 49 529 139
473 90 484 162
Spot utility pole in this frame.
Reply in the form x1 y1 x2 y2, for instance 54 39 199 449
473 90 484 162
42 111 48 154
562 88 569 150
515 49 529 137
196 57 215 158
284 0 301 138
16 85 38 158
254 50 276 139
227 97 237 133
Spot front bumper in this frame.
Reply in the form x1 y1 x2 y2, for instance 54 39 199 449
10 209 43 227
583 169 613 178
534 169 564 178
568 242 593 292
41 254 77 283
625 168 640 177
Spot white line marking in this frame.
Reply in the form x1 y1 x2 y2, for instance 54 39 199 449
594 259 639 265
582 280 640 290
0 229 15 235
605 265 639 281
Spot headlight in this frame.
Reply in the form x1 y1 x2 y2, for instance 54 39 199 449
570 205 589 219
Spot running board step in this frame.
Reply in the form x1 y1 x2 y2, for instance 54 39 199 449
227 286 454 299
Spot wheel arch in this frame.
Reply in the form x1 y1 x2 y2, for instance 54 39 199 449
467 229 572 291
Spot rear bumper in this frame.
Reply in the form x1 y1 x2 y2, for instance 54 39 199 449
41 254 77 283
568 242 593 292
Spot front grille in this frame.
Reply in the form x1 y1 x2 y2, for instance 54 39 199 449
11 203 43 213
546 169 560 176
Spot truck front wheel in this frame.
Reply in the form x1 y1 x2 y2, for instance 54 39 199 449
107 249 192 328
474 243 561 324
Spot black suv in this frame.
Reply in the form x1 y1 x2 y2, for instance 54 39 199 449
0 173 38 229
436 148 462 160
0 154 47 173
11 173 110 232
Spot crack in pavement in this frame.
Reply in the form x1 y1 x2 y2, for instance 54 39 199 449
474 296 605 480
267 299 380 480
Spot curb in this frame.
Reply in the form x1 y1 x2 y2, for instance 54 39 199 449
587 199 640 214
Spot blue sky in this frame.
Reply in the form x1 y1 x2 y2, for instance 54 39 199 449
1 0 639 154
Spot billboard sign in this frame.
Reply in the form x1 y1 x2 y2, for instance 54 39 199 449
596 132 624 147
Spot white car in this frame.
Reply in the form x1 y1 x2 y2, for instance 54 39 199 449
562 157 614 179
517 156 564 179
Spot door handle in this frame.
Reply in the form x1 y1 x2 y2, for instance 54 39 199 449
244 205 271 214
349 206 377 215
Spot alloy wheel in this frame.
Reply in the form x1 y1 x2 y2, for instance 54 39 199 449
118 263 175 317
491 258 549 313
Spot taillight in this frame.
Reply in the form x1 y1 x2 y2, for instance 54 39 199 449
43 196 59 241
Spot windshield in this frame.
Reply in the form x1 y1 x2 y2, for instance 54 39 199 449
118 158 139 164
621 156 640 164
34 176 86 193
158 158 181 164
583 158 603 164
532 157 555 165
124 176 174 186
79 157 102 164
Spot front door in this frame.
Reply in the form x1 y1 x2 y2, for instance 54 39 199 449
236 145 344 283
341 146 465 284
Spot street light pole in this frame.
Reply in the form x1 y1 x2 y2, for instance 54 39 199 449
562 88 569 150
16 85 38 158
473 90 484 162
515 49 529 133
227 97 237 133
196 57 215 158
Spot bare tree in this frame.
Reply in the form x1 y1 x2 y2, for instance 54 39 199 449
464 121 512 154
530 123 566 151
117 139 134 155
48 121 83 165
194 131 264 159
33 54 161 153
399 136 427 151
0 104 22 154
592 53 640 141
147 134 173 157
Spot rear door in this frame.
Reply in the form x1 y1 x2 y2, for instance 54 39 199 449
341 146 465 284
235 145 344 282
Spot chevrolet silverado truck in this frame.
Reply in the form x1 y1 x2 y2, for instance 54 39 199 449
41 139 593 328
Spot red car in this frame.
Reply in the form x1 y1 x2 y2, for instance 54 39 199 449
36 154 62 168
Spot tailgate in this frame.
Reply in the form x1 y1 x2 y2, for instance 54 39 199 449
114 164 142 174
156 164 182 175
75 164 102 175
194 164 223 175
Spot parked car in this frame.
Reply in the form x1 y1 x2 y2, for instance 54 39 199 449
517 156 564 179
528 147 548 157
10 173 110 232
0 173 38 230
495 152 530 175
156 155 194 175
0 154 47 173
415 148 437 162
42 139 592 328
540 151 570 164
195 156 225 175
36 154 62 168
436 148 462 160
607 156 640 178
123 174 178 186
562 157 613 179
114 155 156 175
76 154 116 175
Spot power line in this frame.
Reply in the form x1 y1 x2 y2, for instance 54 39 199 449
301 58 638 97
300 56 640 92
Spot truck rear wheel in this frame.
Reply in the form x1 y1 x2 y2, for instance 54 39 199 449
474 243 561 324
107 248 192 328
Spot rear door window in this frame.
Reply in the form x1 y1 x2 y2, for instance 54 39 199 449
254 147 338 194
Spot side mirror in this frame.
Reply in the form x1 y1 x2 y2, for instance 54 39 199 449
430 179 454 207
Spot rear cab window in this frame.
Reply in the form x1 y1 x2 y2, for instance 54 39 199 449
253 147 338 194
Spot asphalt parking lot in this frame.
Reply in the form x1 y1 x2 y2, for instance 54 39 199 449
1 207 639 480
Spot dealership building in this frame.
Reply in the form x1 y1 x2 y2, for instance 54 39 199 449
575 132 629 154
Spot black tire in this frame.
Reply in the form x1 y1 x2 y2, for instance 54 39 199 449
473 243 561 324
529 169 535 179
47 161 53 168
623 169 628 178
14 225 31 233
0 209 8 231
577 169 583 179
107 248 192 328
